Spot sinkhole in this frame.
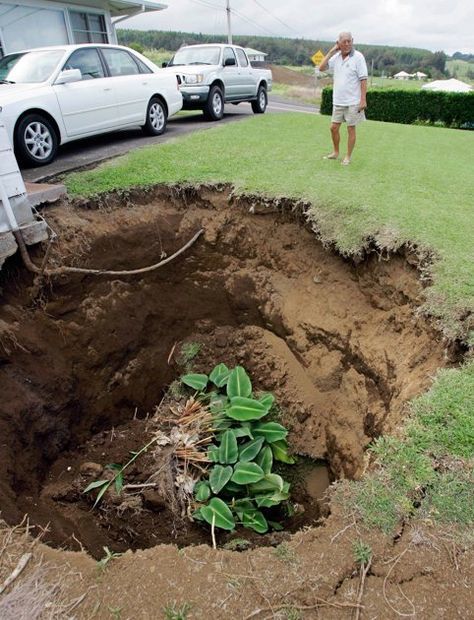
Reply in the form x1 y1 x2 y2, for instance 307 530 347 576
0 186 450 558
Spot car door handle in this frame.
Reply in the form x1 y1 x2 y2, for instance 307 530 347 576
142 81 148 85
104 87 112 91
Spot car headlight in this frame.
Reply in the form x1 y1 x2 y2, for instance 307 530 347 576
184 74 204 85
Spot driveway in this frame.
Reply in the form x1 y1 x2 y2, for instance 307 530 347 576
22 97 317 182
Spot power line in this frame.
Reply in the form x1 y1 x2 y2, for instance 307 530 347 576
251 0 299 35
231 6 279 37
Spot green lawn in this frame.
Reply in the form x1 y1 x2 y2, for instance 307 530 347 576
369 76 424 90
66 113 473 342
65 111 474 534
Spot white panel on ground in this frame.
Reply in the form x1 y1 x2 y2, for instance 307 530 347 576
0 123 48 268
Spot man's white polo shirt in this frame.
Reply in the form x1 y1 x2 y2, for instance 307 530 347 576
328 49 368 106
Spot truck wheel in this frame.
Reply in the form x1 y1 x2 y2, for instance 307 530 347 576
251 85 267 114
204 86 224 121
15 113 58 166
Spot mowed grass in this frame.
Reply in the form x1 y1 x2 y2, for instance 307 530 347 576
65 113 474 341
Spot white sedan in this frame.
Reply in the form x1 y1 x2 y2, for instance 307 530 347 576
0 44 183 166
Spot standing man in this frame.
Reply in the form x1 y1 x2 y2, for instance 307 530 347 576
319 32 368 165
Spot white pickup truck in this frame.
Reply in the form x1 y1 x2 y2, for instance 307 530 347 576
163 44 272 120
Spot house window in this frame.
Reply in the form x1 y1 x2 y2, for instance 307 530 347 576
70 11 108 44
0 5 68 54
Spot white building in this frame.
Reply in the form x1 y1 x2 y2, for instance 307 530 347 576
422 78 472 93
0 0 166 57
245 47 267 63
393 70 413 80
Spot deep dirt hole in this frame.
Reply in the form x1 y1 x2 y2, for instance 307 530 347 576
0 186 452 559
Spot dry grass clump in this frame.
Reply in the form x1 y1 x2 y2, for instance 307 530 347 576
0 518 87 619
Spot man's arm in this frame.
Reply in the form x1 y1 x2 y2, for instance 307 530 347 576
319 43 339 72
359 79 367 111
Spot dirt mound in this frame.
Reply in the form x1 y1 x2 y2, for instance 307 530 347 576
269 65 316 87
0 185 467 618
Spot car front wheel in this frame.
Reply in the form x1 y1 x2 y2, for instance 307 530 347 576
142 97 167 135
15 114 58 167
203 86 224 121
251 85 267 114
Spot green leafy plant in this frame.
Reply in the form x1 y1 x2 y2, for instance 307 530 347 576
181 364 295 535
83 435 161 507
163 602 192 620
353 539 372 566
98 546 122 572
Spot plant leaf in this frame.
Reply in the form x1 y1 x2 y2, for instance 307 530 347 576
239 437 265 462
114 471 124 495
93 482 111 507
210 394 229 415
222 481 242 494
233 426 254 440
194 481 211 502
259 393 275 411
226 366 252 399
218 430 239 464
231 462 265 485
207 444 220 463
268 520 284 531
252 422 288 443
201 498 235 531
242 509 268 534
227 397 268 421
181 373 208 391
192 508 204 522
249 477 286 494
271 439 296 464
83 479 108 494
209 363 230 388
209 465 233 494
256 446 273 474
233 499 255 518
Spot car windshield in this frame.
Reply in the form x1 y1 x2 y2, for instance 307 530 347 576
169 46 221 67
0 50 65 84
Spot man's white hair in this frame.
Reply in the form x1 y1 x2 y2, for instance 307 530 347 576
338 31 353 41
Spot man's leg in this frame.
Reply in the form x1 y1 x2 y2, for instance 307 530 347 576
347 125 356 159
341 125 356 164
329 122 341 158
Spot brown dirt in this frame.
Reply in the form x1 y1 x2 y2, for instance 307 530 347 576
0 185 470 619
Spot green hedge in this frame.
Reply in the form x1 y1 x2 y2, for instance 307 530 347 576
320 88 474 128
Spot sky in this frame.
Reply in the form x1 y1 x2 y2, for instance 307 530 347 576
120 0 474 55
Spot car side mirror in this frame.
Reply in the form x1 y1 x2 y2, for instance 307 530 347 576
224 57 236 67
55 68 82 85
162 62 168 68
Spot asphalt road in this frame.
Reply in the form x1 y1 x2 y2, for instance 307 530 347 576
22 96 317 183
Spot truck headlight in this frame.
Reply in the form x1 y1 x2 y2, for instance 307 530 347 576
184 74 204 85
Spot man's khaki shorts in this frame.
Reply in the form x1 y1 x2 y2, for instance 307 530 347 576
331 105 366 126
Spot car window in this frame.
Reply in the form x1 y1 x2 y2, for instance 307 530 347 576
236 49 249 67
0 50 64 83
133 56 152 74
101 48 140 76
223 47 237 65
64 48 105 80
169 46 221 66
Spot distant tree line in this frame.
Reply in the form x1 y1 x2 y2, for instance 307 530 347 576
452 51 474 62
118 29 449 77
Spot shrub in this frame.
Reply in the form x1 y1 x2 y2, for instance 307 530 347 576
320 87 474 128
182 364 295 534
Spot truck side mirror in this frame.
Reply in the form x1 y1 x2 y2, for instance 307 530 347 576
224 57 236 67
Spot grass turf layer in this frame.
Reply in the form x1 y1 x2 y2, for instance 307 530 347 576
342 363 474 533
65 113 473 342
